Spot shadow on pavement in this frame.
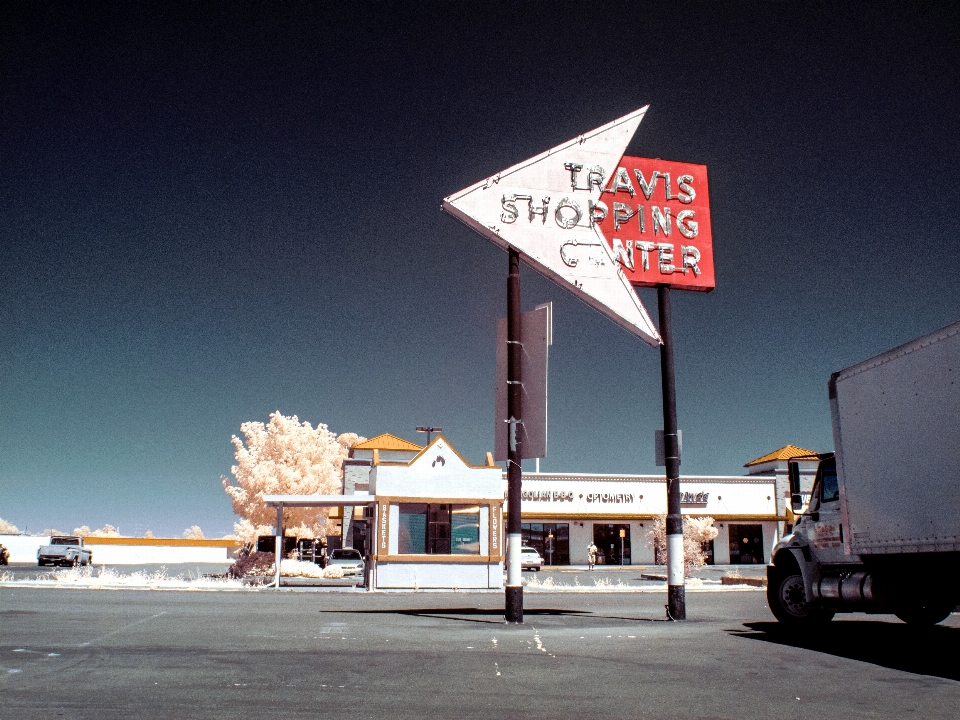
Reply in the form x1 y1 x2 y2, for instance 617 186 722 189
321 607 668 625
729 620 960 681
320 607 593 624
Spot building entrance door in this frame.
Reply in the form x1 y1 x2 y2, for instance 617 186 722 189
728 524 764 564
593 524 631 565
521 523 570 565
351 520 370 558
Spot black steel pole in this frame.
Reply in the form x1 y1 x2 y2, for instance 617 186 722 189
505 248 524 623
658 284 686 620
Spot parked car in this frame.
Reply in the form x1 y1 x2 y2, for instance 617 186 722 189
327 548 364 576
520 546 543 571
37 536 93 567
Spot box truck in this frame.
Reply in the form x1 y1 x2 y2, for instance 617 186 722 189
767 319 960 626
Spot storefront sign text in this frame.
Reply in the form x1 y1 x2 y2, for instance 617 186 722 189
586 492 635 504
522 490 574 502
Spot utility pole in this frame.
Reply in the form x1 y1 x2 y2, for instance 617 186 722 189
416 426 442 445
505 248 524 623
658 285 686 620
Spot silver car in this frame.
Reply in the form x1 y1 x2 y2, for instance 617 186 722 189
327 548 364 576
520 546 543 571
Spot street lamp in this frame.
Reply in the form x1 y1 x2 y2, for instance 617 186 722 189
416 426 443 445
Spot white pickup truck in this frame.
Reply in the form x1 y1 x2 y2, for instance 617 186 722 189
37 536 93 567
767 319 960 626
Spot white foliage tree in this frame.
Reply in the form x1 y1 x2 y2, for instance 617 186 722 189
182 526 205 540
74 524 121 538
647 513 719 576
221 412 365 544
0 518 20 534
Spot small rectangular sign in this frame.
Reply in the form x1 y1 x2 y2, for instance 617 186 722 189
595 157 715 292
654 429 683 466
377 500 390 557
489 503 502 559
495 303 550 461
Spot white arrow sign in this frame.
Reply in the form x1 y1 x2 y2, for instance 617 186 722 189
442 106 660 345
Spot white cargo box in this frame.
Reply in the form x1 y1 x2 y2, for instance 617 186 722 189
831 320 960 555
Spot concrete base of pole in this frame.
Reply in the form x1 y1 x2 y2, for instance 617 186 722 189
505 586 524 623
667 584 686 621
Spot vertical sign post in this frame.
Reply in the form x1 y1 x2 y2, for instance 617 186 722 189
505 248 524 622
657 285 685 619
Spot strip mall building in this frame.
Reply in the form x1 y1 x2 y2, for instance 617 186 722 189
334 435 818 574
513 443 816 566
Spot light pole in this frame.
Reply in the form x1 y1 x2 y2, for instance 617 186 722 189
416 426 443 445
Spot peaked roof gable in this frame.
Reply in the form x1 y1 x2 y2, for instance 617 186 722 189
744 444 818 467
353 433 423 452
409 435 472 471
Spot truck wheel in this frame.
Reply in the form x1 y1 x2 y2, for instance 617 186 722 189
38 559 46 566
894 604 953 626
768 567 835 625
72 556 80 567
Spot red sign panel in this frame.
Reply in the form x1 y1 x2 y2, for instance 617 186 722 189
594 156 714 292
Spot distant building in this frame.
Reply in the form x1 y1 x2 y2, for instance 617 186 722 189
743 444 820 517
332 436 820 573
335 434 424 550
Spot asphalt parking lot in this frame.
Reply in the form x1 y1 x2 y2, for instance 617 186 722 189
2 583 957 719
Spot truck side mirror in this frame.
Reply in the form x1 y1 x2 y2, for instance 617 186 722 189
791 493 804 512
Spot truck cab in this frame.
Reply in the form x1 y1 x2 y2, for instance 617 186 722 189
768 454 957 626
768 320 960 627
37 536 93 567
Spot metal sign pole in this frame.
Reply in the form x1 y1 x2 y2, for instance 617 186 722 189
658 285 686 620
274 502 284 590
505 248 524 623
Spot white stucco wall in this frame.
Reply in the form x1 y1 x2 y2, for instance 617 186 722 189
85 545 233 564
1 535 50 563
0 535 234 565
511 474 778 519
371 438 502 500
374 561 503 589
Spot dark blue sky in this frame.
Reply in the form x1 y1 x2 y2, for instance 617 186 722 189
2 2 958 537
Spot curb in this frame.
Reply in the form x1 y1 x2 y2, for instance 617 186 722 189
721 576 766 587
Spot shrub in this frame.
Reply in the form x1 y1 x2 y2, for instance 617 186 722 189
322 564 344 579
228 551 275 578
279 560 323 578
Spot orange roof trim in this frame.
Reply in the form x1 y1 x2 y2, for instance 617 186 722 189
352 433 423 452
744 444 818 467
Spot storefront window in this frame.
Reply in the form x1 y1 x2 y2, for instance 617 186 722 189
593 524 631 565
399 503 427 554
398 503 480 555
728 523 764 564
701 539 715 565
521 523 570 564
451 505 480 555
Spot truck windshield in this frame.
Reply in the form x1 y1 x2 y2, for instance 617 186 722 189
51 537 80 545
821 458 839 503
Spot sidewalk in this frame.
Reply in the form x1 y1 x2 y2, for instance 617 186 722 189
549 563 767 579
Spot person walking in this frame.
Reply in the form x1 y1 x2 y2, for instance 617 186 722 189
587 541 598 570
